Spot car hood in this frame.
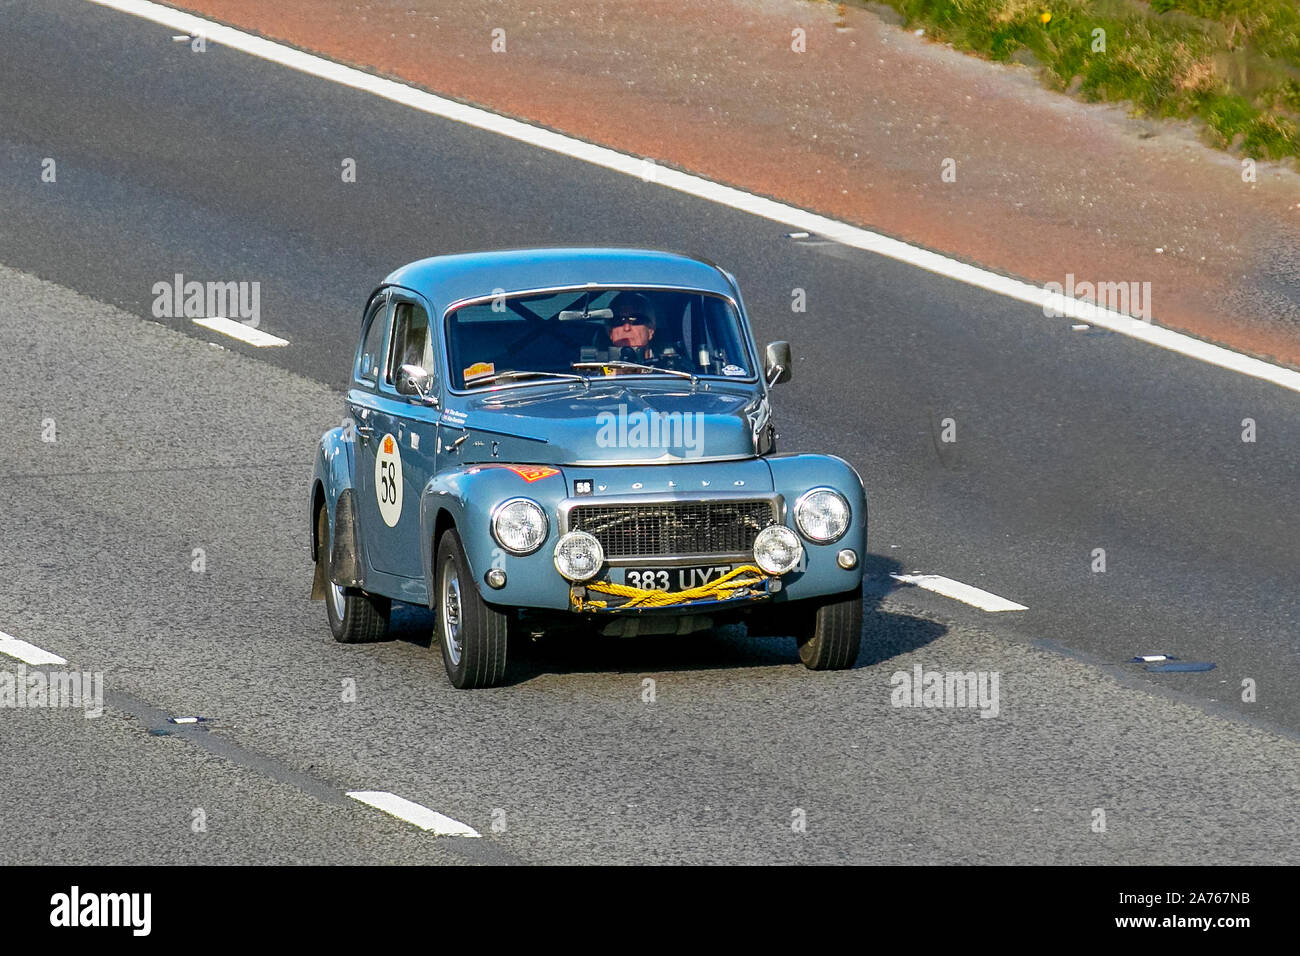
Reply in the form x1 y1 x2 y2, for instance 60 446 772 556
456 381 769 464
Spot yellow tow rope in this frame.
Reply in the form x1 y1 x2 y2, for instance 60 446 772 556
573 565 769 610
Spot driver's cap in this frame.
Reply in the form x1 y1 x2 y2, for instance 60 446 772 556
608 291 656 326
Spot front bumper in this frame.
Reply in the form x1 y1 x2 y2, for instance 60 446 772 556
569 564 778 613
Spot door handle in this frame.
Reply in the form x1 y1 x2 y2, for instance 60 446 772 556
348 410 375 441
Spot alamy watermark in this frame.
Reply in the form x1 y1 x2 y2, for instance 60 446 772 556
0 665 103 718
50 886 150 936
890 664 1000 718
596 404 704 458
151 273 261 326
1043 274 1152 322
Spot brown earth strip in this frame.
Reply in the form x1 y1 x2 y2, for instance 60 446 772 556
165 0 1300 367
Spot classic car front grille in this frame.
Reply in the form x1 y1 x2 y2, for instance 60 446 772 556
567 499 778 560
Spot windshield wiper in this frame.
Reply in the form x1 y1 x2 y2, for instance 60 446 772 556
470 369 590 388
571 361 697 387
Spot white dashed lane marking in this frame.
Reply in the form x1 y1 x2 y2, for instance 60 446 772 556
192 317 289 347
0 631 67 665
347 791 481 837
889 574 1028 613
87 0 1300 394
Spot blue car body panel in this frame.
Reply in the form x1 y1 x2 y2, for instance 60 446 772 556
311 248 866 616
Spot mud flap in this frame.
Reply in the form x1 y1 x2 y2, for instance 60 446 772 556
329 489 365 589
309 548 327 600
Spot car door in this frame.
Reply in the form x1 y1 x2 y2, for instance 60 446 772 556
355 291 439 580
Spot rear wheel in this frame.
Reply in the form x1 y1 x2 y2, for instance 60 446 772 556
318 505 390 643
436 529 509 689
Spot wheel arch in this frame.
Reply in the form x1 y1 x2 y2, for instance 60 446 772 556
423 505 458 605
433 507 457 554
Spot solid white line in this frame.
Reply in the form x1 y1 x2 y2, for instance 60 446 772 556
0 631 68 666
192 316 288 347
889 574 1027 612
88 0 1300 394
346 791 481 837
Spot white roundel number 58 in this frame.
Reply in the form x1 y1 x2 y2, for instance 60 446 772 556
374 433 403 527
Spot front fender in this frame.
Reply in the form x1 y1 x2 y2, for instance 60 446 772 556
764 453 867 601
419 464 571 609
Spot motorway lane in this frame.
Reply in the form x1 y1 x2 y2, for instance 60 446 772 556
1 0 1295 731
0 693 478 865
2 265 1298 863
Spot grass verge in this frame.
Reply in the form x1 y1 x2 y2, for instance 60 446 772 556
849 0 1300 160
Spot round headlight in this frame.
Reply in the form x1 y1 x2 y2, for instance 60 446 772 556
753 525 803 575
794 488 850 543
491 498 548 555
554 531 604 582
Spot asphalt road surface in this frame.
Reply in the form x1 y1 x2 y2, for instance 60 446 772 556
0 0 1297 864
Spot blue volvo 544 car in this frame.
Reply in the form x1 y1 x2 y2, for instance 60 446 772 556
310 248 867 688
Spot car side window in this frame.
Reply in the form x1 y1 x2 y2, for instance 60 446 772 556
356 296 390 385
386 300 434 387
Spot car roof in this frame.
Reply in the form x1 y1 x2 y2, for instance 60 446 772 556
382 247 735 313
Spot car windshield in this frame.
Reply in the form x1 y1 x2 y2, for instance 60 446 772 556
444 287 755 389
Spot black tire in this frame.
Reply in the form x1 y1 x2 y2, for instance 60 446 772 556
790 589 863 670
319 505 391 644
435 529 509 689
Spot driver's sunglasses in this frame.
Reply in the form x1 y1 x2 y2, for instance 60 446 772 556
610 314 649 326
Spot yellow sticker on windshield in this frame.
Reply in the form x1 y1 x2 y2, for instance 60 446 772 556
463 361 495 383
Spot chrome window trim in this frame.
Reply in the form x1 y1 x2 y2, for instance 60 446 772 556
353 289 392 389
439 284 760 396
381 291 437 397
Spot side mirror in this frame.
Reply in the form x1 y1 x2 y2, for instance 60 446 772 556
396 364 438 405
764 341 792 386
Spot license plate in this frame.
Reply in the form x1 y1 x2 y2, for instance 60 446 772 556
623 565 735 591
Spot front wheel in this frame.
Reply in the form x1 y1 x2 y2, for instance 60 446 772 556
319 506 390 643
435 529 509 689
789 590 863 670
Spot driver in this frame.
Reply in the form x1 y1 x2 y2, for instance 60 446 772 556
606 291 657 362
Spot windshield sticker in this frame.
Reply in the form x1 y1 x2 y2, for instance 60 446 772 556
463 361 495 384
721 364 746 376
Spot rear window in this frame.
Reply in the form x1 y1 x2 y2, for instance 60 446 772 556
356 297 389 384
